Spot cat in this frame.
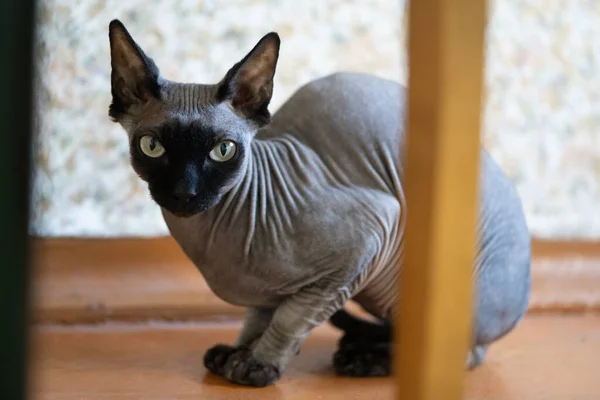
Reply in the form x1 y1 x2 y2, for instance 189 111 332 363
108 19 531 387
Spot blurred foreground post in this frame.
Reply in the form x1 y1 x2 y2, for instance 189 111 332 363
0 0 36 399
396 0 487 399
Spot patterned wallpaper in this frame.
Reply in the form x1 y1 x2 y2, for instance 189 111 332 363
31 0 600 239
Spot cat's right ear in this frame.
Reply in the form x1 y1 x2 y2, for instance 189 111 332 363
108 19 161 121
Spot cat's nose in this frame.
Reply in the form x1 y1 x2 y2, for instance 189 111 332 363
174 164 200 201
173 182 198 201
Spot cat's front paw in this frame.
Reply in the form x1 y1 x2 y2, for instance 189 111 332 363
203 344 238 376
222 348 281 387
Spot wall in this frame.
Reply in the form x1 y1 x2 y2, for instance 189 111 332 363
31 0 600 238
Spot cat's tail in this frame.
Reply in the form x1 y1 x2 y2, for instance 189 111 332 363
329 309 392 341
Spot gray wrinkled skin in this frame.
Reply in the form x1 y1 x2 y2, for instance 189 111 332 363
163 72 531 376
109 23 531 386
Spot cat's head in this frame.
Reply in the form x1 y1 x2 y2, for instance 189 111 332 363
107 20 280 217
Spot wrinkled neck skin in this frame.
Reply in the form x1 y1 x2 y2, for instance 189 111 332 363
161 135 300 271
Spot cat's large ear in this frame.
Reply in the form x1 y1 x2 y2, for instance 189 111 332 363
108 19 161 121
217 32 281 126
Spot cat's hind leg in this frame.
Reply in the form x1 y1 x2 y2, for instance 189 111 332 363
468 253 531 369
330 310 392 377
333 331 392 377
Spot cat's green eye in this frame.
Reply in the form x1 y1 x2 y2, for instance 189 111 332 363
209 141 236 162
139 135 165 158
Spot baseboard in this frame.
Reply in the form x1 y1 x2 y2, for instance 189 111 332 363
30 237 244 324
527 240 600 313
30 237 600 324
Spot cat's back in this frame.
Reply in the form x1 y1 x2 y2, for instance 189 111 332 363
264 72 405 145
260 72 407 194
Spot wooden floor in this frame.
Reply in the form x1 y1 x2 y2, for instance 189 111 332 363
29 238 600 398
31 314 600 400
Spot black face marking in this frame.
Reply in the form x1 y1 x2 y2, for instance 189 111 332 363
108 23 280 218
130 119 245 217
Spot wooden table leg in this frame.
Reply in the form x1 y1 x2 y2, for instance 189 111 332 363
396 1 488 399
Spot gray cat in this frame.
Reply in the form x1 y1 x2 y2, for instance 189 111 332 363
108 20 531 387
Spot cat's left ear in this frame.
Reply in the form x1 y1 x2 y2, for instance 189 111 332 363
217 32 281 126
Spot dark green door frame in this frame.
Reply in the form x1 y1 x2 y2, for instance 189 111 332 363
0 1 36 399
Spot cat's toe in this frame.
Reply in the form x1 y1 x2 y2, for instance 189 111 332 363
333 340 391 377
203 344 237 376
223 348 281 387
